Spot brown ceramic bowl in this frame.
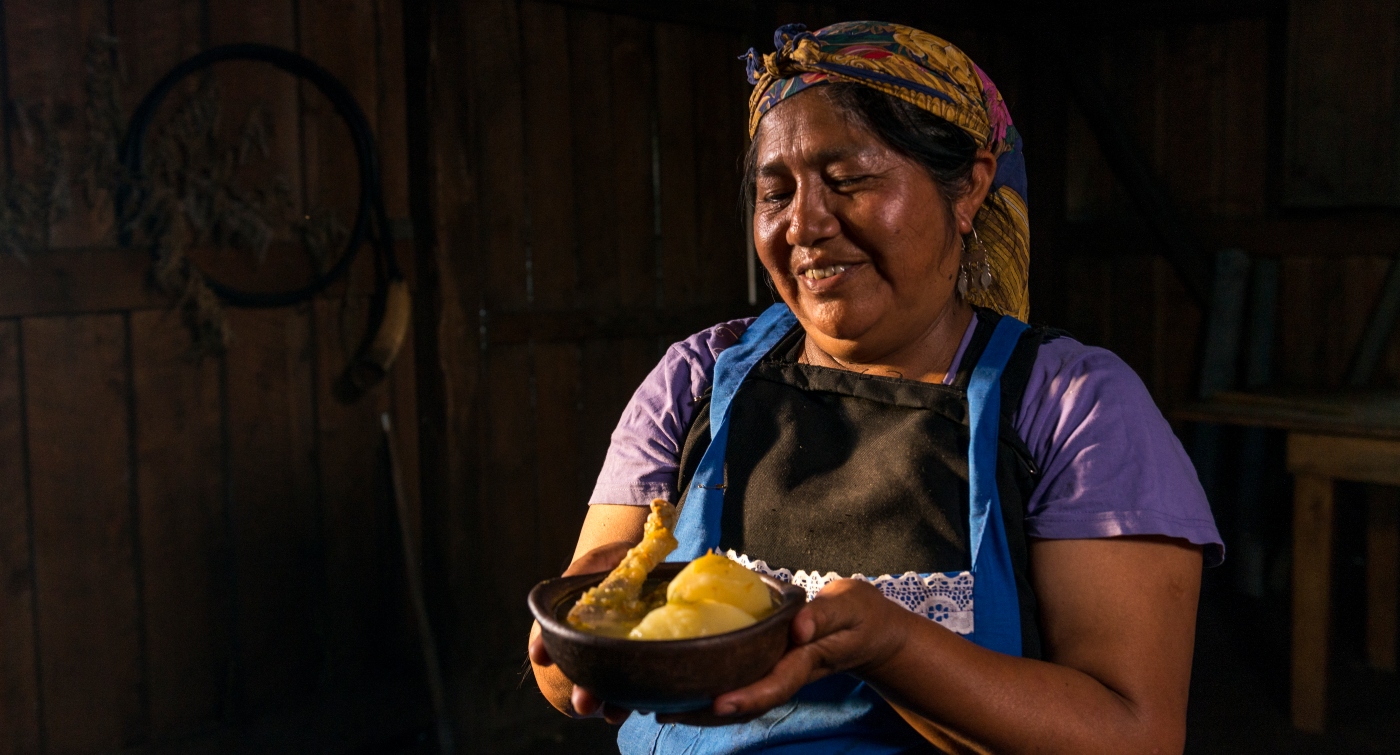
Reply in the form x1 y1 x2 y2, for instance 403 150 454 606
528 561 806 713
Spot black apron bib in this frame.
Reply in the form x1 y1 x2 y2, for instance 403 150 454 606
676 309 1047 657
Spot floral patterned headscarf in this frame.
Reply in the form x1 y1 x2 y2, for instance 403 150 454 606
744 21 1030 321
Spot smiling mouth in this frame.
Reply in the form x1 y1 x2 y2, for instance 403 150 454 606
802 264 851 281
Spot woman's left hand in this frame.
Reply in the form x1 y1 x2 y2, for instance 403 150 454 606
661 578 913 723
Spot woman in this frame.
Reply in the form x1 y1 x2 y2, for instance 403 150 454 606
529 21 1222 754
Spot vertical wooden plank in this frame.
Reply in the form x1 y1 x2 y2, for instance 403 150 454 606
4 0 112 249
1109 255 1157 394
222 307 321 714
299 0 378 220
409 0 491 738
1285 0 1400 206
611 14 658 310
1154 256 1203 412
0 322 40 755
24 315 145 751
1289 471 1334 733
130 310 229 738
522 0 583 577
300 0 401 685
570 7 617 312
569 7 624 576
1022 30 1068 325
471 0 529 313
533 343 583 575
521 0 577 311
1061 254 1109 346
1152 24 1217 217
203 0 317 719
577 339 621 507
481 346 538 654
1278 256 1345 389
111 0 204 115
206 0 303 222
115 0 218 734
692 27 747 309
313 294 394 682
1214 18 1268 217
375 0 410 224
375 0 423 586
656 22 699 308
1366 485 1399 672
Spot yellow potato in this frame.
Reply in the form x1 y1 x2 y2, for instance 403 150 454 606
666 552 774 619
628 599 757 640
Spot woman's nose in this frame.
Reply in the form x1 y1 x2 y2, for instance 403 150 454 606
786 182 840 249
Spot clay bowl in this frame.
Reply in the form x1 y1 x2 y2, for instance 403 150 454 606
528 561 806 713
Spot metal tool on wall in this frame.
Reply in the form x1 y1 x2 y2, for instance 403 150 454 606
118 43 409 403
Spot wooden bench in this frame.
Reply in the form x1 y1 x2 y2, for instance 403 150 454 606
1177 391 1400 732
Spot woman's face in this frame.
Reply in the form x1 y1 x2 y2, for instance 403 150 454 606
751 89 993 364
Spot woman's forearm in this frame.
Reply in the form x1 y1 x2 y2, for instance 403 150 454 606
856 537 1202 754
863 613 1178 755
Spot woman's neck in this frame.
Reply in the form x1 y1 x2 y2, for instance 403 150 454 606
798 302 974 384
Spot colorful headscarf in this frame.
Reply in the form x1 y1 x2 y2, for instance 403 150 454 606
743 21 1030 321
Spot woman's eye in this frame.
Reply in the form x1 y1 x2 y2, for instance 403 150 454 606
830 175 867 188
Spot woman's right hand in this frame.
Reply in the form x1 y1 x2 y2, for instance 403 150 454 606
528 539 637 720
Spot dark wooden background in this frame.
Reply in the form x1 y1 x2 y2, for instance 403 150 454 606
0 0 425 752
1 0 1398 753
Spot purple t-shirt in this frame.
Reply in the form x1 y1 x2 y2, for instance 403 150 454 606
589 315 1223 566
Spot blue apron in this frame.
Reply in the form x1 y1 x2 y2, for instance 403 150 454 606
619 303 1030 754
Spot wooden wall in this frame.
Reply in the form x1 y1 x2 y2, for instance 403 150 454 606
0 0 425 752
1063 1 1400 408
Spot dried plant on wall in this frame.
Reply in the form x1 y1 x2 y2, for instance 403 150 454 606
4 31 346 357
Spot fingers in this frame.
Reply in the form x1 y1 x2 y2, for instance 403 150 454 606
571 685 602 717
795 581 871 644
570 686 633 725
527 632 552 666
564 540 634 577
571 689 632 722
601 703 632 725
713 642 826 716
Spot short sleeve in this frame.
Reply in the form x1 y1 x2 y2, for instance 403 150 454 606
1015 338 1224 567
588 319 753 506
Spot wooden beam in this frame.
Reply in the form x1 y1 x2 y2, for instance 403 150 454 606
483 306 758 345
0 241 395 319
1065 213 1400 260
0 247 164 318
530 0 1274 32
1288 433 1400 488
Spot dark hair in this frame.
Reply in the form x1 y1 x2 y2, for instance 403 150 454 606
741 82 980 212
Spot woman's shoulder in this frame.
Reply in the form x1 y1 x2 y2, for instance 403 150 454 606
586 317 756 507
1021 330 1148 413
661 317 757 393
1018 330 1223 566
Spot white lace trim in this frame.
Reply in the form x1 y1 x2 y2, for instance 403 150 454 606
725 550 975 635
